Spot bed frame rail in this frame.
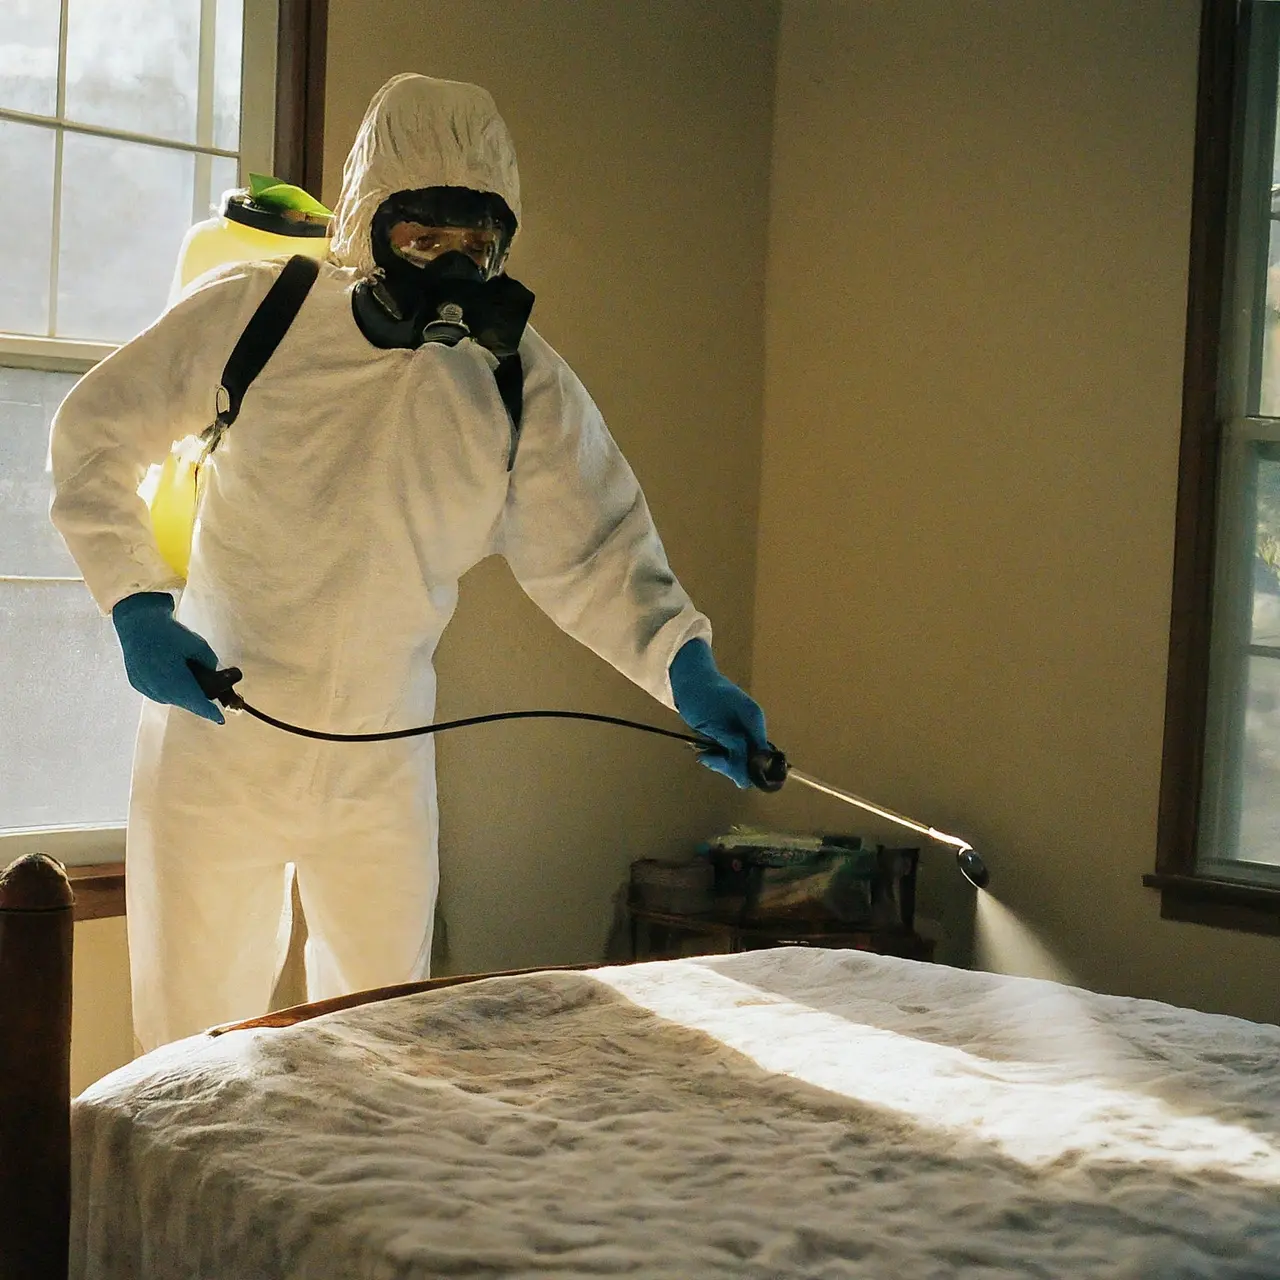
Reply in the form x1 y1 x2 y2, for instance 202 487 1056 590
212 962 605 1034
0 853 74 1280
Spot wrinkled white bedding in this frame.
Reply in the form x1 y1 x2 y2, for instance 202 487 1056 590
71 948 1280 1279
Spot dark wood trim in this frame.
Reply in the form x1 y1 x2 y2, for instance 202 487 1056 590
66 861 125 922
1144 873 1280 935
0 855 74 1280
273 0 329 194
1156 0 1237 882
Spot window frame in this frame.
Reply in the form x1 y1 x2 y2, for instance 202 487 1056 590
273 0 328 200
1149 0 1280 936
0 0 327 887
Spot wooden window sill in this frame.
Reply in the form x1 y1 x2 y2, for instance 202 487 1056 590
66 862 125 922
1144 873 1280 936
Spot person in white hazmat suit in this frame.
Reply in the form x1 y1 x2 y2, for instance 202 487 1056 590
49 74 768 1052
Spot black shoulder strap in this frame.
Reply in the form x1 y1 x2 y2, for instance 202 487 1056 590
495 352 524 470
218 255 321 428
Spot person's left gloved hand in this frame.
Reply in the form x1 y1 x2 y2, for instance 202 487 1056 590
669 638 768 788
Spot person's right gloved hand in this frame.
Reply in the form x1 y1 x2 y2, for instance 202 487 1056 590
111 591 225 724
669 638 769 789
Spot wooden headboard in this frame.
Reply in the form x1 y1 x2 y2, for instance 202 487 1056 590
0 853 74 1280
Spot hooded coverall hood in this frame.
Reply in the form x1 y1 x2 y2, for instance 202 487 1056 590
329 74 522 278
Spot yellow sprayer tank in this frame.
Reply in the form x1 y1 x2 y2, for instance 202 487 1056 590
147 180 332 579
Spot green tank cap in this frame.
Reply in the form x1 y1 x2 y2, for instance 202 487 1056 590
222 174 332 238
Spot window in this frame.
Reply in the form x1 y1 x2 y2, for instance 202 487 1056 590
0 0 325 848
1152 0 1280 932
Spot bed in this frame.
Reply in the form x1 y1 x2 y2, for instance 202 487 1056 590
4 853 1280 1279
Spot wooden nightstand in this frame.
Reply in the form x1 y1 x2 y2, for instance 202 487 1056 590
627 902 936 963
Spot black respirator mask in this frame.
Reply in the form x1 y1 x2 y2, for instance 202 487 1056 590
353 186 533 357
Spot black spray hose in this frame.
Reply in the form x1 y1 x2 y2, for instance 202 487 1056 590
188 662 791 791
187 662 985 885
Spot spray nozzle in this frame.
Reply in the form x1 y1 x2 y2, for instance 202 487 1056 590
747 746 790 792
956 845 990 890
187 661 247 711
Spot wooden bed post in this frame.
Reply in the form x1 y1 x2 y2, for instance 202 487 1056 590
0 854 74 1280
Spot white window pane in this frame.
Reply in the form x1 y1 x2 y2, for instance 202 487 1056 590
0 367 81 577
1238 655 1280 867
0 118 55 335
1260 219 1280 416
57 133 195 342
0 581 138 831
64 0 200 144
0 0 61 116
1254 558 1280 648
1253 449 1280 646
214 153 240 203
197 153 240 223
214 0 244 152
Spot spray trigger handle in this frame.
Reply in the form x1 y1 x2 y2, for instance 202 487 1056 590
747 745 789 792
187 660 246 711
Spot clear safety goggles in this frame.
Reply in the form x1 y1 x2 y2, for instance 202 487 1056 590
388 221 507 277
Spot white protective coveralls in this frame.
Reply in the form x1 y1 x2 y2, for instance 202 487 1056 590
49 74 711 1051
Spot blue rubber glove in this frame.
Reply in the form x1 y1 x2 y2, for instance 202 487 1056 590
669 638 768 788
111 591 224 724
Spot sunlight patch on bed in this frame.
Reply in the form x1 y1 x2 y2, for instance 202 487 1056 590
593 961 1280 1183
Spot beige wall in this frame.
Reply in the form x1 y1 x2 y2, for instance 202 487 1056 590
70 918 133 1096
754 0 1280 1023
319 0 777 974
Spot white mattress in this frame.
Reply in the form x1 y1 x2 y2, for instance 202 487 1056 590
71 948 1280 1279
